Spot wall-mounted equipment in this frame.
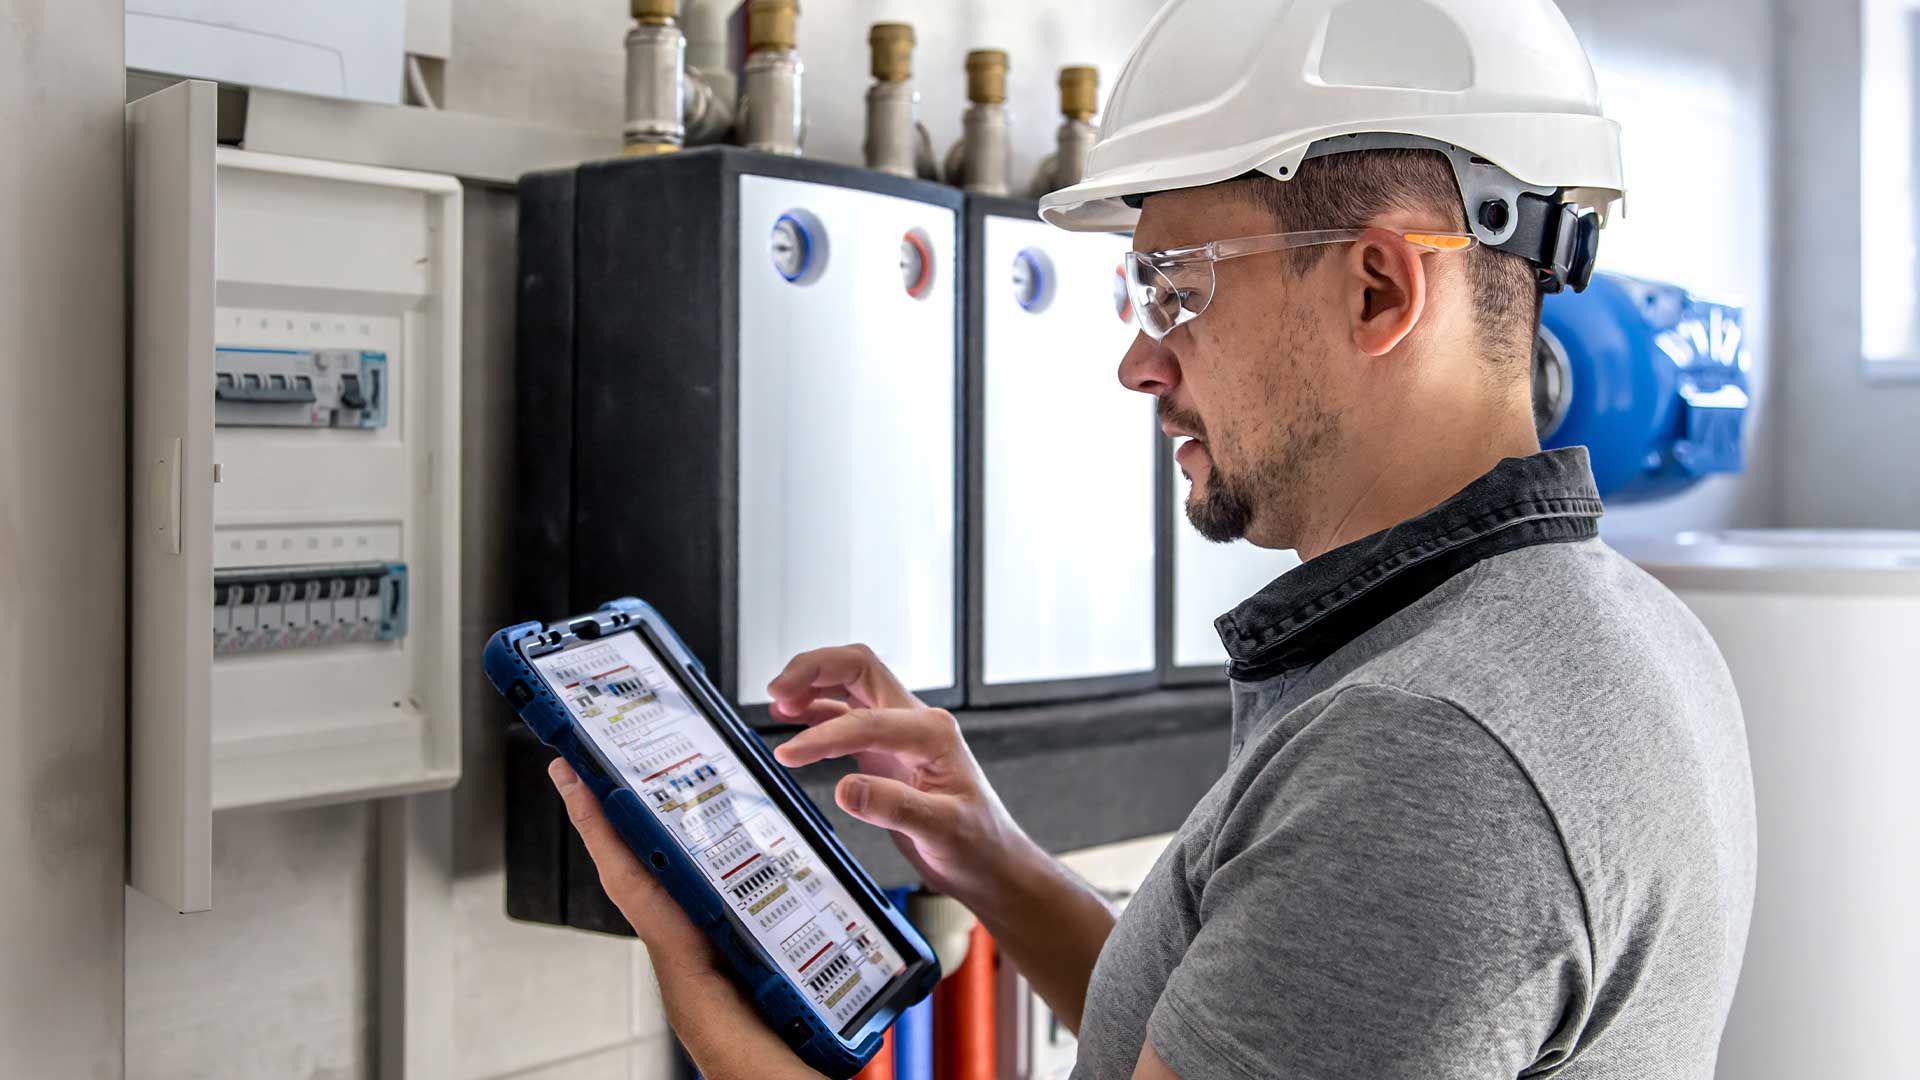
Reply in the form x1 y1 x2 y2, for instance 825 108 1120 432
127 81 463 914
1536 271 1750 501
967 197 1155 704
1028 67 1100 196
946 50 1013 196
1156 445 1302 684
517 146 963 718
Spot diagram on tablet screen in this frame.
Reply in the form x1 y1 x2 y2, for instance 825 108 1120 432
534 634 907 1032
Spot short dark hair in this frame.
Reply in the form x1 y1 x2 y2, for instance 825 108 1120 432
1242 149 1540 373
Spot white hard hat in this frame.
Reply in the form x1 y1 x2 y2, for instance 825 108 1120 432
1039 0 1626 292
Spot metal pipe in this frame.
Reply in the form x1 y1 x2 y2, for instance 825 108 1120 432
864 23 920 178
623 1 687 155
682 0 739 145
1029 66 1100 195
945 49 1012 196
738 0 804 155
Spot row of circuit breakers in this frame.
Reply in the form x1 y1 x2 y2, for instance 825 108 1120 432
210 345 407 654
517 146 1296 719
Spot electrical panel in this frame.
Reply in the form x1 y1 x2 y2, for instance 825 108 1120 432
127 81 462 913
516 147 963 718
1158 438 1302 683
966 196 1156 704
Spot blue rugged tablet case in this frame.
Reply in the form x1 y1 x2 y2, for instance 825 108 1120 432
482 597 941 1078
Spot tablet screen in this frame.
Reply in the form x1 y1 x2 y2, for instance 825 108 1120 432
528 628 909 1036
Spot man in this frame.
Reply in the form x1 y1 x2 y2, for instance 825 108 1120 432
549 1 1756 1076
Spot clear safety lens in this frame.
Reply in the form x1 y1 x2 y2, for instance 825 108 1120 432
1124 254 1214 341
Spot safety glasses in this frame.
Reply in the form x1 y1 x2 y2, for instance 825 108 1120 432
1122 229 1478 341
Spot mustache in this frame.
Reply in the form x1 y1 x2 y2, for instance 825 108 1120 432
1157 397 1208 442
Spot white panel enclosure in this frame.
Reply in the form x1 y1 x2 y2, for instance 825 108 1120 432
128 79 219 914
1169 441 1301 671
735 175 958 704
981 216 1155 688
127 91 463 910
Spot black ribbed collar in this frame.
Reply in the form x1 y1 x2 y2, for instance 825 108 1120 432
1216 447 1605 683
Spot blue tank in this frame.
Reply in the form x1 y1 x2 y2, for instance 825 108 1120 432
1536 272 1750 504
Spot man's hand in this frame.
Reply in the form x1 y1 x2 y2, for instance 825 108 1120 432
766 645 1118 1035
549 758 821 1080
766 644 1029 902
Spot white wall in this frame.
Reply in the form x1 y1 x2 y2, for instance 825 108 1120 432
1775 0 1920 528
1553 0 1780 538
0 2 128 1076
441 0 1167 190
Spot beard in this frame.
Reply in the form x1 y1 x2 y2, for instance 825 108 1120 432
1159 376 1340 546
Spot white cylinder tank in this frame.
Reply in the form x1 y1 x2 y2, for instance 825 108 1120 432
1617 529 1920 1079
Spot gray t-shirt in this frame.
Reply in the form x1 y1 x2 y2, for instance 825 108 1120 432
1073 461 1755 1079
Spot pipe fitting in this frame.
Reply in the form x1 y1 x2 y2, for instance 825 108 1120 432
864 22 921 177
624 16 687 153
1030 66 1101 194
947 49 1012 195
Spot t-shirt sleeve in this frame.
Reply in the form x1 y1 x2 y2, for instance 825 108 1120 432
1144 684 1592 1080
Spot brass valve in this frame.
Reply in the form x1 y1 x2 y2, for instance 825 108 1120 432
748 0 798 51
966 49 1008 105
870 22 915 82
1059 65 1098 120
630 0 677 23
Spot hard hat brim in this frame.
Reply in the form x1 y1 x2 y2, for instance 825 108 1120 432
1040 114 1625 234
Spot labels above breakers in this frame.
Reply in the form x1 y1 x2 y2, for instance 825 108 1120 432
214 562 408 655
215 346 389 428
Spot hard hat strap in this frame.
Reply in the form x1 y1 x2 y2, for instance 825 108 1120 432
1498 194 1601 295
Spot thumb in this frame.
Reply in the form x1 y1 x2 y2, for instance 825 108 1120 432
836 774 953 840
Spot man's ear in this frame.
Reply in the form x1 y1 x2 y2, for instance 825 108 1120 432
1343 228 1428 358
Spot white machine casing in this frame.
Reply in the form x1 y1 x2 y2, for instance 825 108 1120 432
1617 528 1920 1080
735 176 960 706
1159 440 1302 681
969 198 1156 704
128 81 463 913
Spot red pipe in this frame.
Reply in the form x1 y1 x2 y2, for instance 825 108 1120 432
933 924 997 1080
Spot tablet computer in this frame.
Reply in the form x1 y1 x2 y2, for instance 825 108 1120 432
483 597 941 1077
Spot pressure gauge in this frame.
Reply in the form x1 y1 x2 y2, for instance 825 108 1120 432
769 209 828 285
770 213 814 282
901 228 935 300
1011 248 1055 313
1113 262 1134 325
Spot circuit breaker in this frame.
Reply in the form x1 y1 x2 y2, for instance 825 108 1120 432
966 196 1156 705
127 81 462 913
516 147 963 715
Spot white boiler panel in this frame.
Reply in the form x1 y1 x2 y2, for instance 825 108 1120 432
1619 529 1920 1080
1168 441 1301 674
735 175 959 705
979 215 1154 692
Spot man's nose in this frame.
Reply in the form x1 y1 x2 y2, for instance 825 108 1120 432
1118 331 1178 397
